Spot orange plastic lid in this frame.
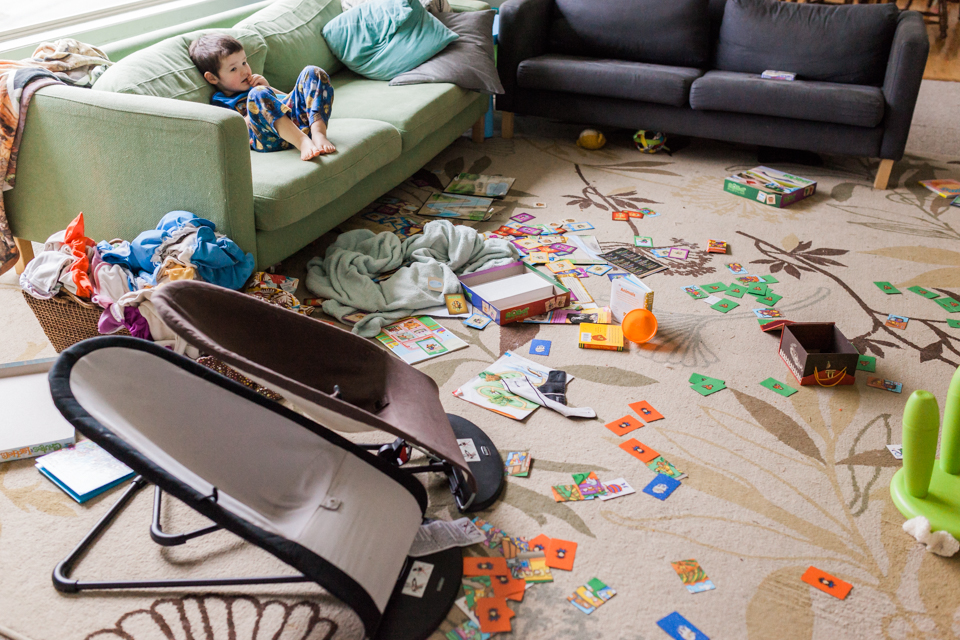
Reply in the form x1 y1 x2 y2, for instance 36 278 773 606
622 308 658 343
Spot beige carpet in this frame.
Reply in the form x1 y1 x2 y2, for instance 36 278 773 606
3 123 960 640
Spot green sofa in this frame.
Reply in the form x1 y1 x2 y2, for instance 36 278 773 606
5 0 490 270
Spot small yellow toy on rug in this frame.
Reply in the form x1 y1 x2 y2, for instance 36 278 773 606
633 129 668 154
576 128 606 149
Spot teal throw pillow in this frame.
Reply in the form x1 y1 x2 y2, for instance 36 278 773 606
321 0 458 81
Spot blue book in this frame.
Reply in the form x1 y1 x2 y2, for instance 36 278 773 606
35 441 135 504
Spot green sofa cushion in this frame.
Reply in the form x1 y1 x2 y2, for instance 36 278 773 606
251 118 402 231
235 0 344 93
92 28 267 102
329 69 477 149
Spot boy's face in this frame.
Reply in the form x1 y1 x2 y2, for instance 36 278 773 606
203 50 252 94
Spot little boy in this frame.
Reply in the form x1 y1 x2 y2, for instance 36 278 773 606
189 34 335 160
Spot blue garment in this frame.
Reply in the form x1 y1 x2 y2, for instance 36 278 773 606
211 89 250 117
97 211 254 291
245 66 334 152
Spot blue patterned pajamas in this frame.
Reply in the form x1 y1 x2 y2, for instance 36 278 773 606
245 66 334 152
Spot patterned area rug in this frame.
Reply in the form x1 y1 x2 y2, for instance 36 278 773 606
2 126 960 640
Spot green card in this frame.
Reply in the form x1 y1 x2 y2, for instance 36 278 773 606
746 283 769 296
949 319 960 329
874 281 901 295
711 299 739 313
935 297 960 313
703 282 727 293
760 275 779 284
760 377 797 397
725 284 746 298
691 381 726 396
634 236 653 247
689 373 726 386
908 285 939 299
757 293 783 306
856 355 877 372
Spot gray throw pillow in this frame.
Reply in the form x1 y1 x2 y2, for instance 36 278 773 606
389 10 503 94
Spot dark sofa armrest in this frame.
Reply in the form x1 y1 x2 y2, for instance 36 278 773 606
880 11 929 160
496 0 554 112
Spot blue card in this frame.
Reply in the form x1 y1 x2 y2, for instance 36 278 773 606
529 339 552 356
463 313 492 330
642 474 680 501
657 612 709 640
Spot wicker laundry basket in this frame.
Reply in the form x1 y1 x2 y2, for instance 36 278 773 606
21 289 128 353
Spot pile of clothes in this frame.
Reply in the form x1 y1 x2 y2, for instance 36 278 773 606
20 211 255 355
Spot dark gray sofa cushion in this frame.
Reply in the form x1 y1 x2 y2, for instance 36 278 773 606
690 70 885 127
547 0 712 68
716 0 899 86
517 55 704 107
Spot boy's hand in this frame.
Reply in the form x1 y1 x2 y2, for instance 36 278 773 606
249 74 269 88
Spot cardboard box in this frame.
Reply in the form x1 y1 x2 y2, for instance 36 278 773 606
460 262 570 325
779 323 858 386
724 166 816 208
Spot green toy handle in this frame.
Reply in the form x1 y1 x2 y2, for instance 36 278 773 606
940 366 960 475
902 390 940 499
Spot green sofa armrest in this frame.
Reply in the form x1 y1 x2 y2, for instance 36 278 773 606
5 84 257 261
450 0 491 12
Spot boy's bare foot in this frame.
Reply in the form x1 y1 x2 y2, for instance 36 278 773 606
312 132 336 155
299 137 321 161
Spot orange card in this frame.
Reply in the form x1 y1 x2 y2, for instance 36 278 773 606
801 567 852 600
546 260 575 273
491 573 526 601
627 210 645 219
475 597 515 633
619 438 659 463
463 556 509 577
612 210 629 221
605 415 643 436
529 533 551 552
545 538 578 571
629 401 664 422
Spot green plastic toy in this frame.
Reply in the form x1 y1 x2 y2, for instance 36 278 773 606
890 365 960 537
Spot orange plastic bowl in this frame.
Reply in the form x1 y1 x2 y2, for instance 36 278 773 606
622 308 658 344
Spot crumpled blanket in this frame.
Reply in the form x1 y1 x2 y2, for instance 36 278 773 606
305 219 519 337
0 39 112 275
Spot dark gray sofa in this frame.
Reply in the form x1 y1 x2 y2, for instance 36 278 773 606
496 0 929 188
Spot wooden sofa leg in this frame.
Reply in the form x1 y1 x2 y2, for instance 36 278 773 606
501 112 514 139
874 159 894 190
14 237 34 275
472 117 484 144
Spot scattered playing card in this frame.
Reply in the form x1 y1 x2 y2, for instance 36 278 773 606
886 444 903 460
760 275 779 284
627 210 645 219
605 415 644 436
885 314 909 330
531 202 547 208
874 281 901 295
458 438 480 462
642 473 680 500
691 381 726 396
736 275 761 284
711 299 739 313
746 283 769 296
700 295 722 305
529 339 552 356
598 478 636 501
567 578 616 614
760 377 797 397
445 293 468 315
668 247 690 260
657 611 710 640
707 239 728 254
567 221 595 231
753 308 783 319
463 556 509 576
528 534 550 552
935 297 960 312
671 559 716 593
683 285 709 299
504 451 531 476
612 210 629 221
640 208 659 217
464 313 492 330
647 456 685 480
867 377 903 393
586 264 613 276
725 284 746 298
401 560 434 597
635 236 653 247
907 285 939 299
758 293 783 306
703 282 727 293
949 319 960 329
629 400 664 422
546 260 575 273
689 373 725 386
511 212 535 223
619 438 659 463
475 597 515 633
573 471 607 499
725 262 749 275
551 484 585 502
545 538 577 571
801 566 852 600
856 355 877 372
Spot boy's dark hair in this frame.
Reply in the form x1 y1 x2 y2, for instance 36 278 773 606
188 34 244 77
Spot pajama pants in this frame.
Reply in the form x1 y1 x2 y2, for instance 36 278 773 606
246 66 334 152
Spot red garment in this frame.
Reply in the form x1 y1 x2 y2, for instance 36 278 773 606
62 212 95 297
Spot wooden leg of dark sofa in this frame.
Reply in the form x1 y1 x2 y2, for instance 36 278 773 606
874 159 894 190
501 112 514 139
472 118 484 144
14 237 34 275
